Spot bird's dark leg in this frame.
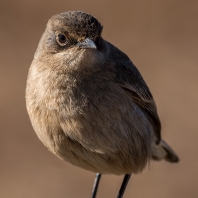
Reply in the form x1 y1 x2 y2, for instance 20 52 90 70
91 173 102 198
117 174 131 198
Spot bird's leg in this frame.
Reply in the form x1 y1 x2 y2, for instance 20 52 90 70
117 174 131 198
91 173 102 198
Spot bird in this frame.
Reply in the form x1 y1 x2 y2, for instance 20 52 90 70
26 11 179 198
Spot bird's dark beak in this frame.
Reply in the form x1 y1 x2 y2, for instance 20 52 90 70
76 38 97 49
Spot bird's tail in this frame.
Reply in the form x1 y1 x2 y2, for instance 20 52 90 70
152 139 179 163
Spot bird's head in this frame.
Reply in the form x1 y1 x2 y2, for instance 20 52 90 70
35 11 106 66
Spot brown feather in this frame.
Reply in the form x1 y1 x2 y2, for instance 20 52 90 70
26 11 179 177
108 42 161 143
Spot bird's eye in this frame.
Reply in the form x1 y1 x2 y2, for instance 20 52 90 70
58 34 66 43
56 33 67 46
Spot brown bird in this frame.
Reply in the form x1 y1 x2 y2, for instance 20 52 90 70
26 11 179 198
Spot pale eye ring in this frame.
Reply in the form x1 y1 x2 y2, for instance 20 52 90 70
56 33 67 46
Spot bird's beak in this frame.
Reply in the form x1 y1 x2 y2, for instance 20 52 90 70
76 38 97 49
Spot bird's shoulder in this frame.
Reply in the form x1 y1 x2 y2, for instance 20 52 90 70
107 42 161 143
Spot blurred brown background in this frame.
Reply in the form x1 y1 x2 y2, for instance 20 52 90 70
0 0 197 197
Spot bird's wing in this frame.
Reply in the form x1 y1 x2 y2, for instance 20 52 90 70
109 43 161 143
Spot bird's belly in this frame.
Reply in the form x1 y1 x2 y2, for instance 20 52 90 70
27 86 154 174
48 106 153 174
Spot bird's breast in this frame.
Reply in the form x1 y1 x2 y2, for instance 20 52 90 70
26 62 154 174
